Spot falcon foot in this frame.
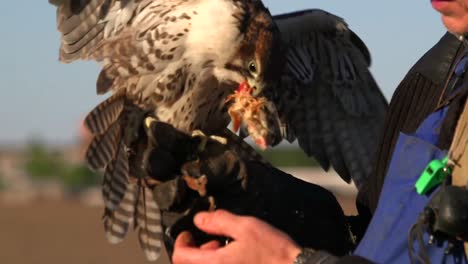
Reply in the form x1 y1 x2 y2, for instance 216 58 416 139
210 135 228 145
191 130 227 152
191 130 206 138
191 130 208 152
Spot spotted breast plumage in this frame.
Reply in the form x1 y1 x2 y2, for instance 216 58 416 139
49 0 387 261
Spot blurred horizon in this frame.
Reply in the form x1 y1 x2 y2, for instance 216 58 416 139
0 1 446 145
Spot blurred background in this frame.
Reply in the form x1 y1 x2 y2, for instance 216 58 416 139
0 1 446 263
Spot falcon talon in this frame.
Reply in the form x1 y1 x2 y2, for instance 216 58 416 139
209 135 228 145
208 196 216 211
191 130 207 138
144 116 157 129
197 175 208 197
191 130 208 152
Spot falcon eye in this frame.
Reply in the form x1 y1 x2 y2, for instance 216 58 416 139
247 61 257 75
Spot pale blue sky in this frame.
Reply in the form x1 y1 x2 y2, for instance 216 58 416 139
0 1 446 144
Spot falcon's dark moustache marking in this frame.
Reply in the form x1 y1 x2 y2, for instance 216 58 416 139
233 2 283 84
225 63 248 77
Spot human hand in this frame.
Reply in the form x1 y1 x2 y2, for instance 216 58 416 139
172 210 301 264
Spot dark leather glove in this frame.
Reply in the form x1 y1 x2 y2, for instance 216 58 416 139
144 122 357 257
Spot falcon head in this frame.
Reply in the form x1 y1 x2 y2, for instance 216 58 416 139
229 4 284 96
223 3 285 148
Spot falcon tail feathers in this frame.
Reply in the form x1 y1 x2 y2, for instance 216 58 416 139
136 187 163 261
101 141 130 211
104 183 137 244
83 95 163 261
84 94 129 210
85 121 121 171
99 144 163 261
103 182 164 262
101 144 163 262
84 94 124 135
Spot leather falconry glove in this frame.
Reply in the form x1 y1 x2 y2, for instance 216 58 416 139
143 121 359 257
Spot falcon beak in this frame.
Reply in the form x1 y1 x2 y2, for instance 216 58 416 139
247 79 263 97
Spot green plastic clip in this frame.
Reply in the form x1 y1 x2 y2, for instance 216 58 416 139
415 156 452 195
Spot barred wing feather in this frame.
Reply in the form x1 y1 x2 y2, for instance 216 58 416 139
273 10 388 189
50 1 182 260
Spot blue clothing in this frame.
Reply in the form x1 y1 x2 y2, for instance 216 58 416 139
353 55 468 263
354 107 467 263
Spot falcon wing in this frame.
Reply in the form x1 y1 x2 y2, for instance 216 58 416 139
52 0 195 99
50 0 200 260
273 10 388 189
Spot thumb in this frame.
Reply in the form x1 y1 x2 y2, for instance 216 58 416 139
194 210 245 240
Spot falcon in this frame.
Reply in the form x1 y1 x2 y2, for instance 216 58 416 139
49 0 387 261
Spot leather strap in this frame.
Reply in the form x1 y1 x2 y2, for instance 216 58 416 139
448 97 468 255
449 99 468 186
436 46 467 109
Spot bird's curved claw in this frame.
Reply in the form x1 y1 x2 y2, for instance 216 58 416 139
209 135 227 145
192 130 208 152
191 130 227 152
144 116 157 129
191 130 206 138
141 116 158 178
208 196 216 211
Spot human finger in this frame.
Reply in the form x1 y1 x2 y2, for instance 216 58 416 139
174 231 196 248
200 240 221 250
172 243 222 264
194 210 248 240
